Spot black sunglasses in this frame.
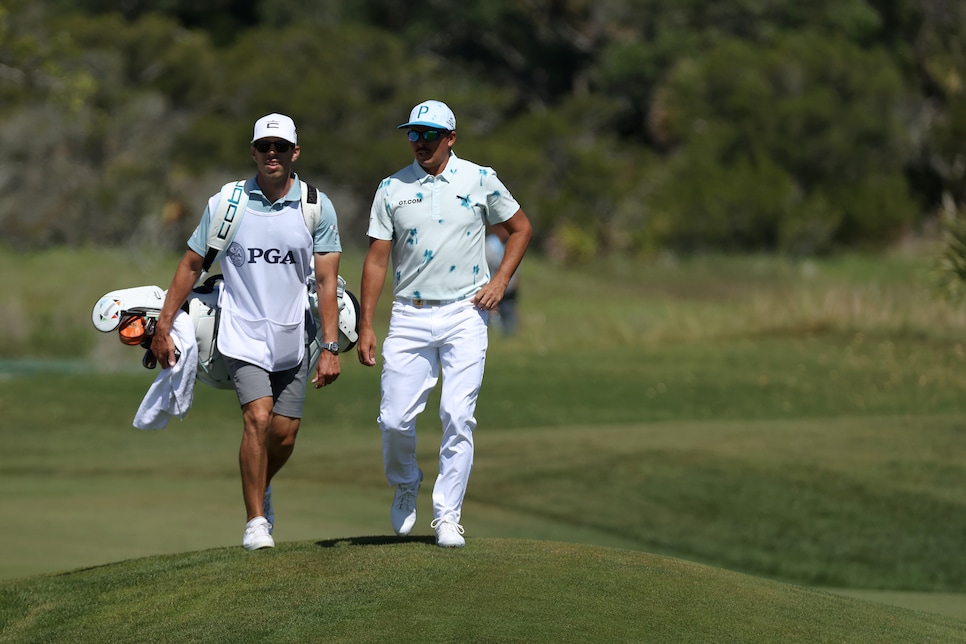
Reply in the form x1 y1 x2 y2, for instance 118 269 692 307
253 140 293 153
407 129 449 143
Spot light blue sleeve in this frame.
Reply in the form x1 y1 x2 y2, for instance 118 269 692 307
186 200 215 256
313 193 342 253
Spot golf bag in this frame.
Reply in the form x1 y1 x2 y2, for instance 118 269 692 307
91 275 360 390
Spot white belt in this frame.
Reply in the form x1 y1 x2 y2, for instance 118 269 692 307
396 296 463 309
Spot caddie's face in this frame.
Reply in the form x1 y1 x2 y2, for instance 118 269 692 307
408 127 455 175
251 138 300 183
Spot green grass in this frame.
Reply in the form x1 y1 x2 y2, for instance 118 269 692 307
477 417 966 589
5 372 965 591
2 540 964 643
2 246 966 635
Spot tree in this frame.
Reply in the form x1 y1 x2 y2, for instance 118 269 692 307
645 32 916 253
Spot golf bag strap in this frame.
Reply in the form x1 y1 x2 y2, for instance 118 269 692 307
202 178 322 273
300 180 321 236
203 180 248 273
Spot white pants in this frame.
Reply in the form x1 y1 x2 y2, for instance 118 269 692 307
379 299 489 522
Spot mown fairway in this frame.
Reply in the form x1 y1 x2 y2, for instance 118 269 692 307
2 247 966 627
4 539 966 643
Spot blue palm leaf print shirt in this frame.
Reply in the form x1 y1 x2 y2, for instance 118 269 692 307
367 153 521 301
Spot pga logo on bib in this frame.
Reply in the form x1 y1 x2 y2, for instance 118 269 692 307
226 241 297 267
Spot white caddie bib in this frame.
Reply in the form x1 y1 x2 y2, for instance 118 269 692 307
216 202 313 371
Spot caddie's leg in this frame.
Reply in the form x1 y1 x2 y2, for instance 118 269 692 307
265 358 308 486
433 300 488 522
239 396 275 521
379 301 438 487
266 415 300 484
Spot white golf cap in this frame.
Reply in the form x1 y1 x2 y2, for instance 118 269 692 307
397 100 456 131
251 113 297 144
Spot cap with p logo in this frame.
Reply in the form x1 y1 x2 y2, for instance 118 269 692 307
397 100 456 131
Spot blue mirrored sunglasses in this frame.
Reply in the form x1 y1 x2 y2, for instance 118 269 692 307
407 129 448 143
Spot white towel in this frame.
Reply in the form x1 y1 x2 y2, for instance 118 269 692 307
133 310 199 430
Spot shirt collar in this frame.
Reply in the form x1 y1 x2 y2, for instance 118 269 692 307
412 152 458 184
247 173 302 204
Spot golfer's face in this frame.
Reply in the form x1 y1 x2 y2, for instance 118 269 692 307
408 128 454 173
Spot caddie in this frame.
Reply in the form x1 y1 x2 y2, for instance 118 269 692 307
150 113 342 551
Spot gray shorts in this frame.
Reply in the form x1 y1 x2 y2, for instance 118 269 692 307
225 356 309 419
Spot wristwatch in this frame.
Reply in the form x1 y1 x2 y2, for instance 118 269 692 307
321 341 340 355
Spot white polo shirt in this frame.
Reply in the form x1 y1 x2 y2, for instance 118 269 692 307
367 153 520 301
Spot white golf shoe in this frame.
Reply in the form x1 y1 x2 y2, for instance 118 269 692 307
242 517 275 551
431 515 465 548
391 471 423 536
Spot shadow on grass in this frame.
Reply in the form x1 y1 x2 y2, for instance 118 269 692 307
315 535 437 548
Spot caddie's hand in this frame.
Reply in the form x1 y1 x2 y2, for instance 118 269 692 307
312 351 340 389
150 331 178 369
472 283 504 312
357 328 378 367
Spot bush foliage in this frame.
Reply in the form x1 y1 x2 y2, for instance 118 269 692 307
2 0 966 260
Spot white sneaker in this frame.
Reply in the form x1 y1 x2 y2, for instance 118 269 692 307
431 516 465 548
391 470 423 536
242 517 275 550
263 485 274 535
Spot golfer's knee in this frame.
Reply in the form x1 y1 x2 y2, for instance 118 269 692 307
378 411 401 433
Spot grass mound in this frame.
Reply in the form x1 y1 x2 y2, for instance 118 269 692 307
1 538 963 643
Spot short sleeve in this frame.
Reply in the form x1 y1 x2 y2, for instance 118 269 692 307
186 196 217 256
483 169 521 225
366 179 395 241
313 193 342 253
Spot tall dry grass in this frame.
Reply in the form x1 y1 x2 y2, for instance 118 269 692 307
1 246 964 359
510 250 966 351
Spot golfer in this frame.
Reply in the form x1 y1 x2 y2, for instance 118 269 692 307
357 99 532 547
151 113 343 550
